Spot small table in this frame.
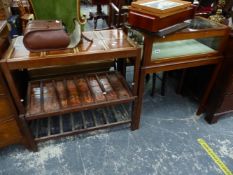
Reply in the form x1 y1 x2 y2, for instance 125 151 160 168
1 29 142 144
134 17 230 125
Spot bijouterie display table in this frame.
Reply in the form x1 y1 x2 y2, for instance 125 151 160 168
133 17 230 122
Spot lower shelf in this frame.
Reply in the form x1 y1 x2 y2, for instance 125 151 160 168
29 104 132 142
26 71 135 120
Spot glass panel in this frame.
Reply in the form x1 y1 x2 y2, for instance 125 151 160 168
187 17 222 30
152 37 221 60
142 0 182 10
128 28 144 45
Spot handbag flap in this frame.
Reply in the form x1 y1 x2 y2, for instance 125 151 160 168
23 20 70 52
24 20 65 35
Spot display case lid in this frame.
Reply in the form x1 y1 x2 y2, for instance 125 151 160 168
131 0 191 15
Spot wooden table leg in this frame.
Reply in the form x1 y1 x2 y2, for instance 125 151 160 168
197 62 222 115
161 72 167 96
131 68 145 130
176 69 187 94
1 62 25 114
19 115 38 152
205 114 219 124
1 63 37 151
151 73 156 97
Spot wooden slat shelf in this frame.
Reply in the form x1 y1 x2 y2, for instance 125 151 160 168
29 104 131 142
0 29 141 148
26 71 135 120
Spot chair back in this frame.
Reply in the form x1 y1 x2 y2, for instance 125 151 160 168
108 0 129 29
29 0 85 33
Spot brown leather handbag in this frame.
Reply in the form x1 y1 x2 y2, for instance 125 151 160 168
23 20 70 52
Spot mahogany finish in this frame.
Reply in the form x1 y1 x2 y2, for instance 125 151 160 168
1 29 141 144
0 72 23 148
128 6 195 32
134 17 230 127
204 30 233 123
29 104 131 142
0 20 36 150
26 72 135 120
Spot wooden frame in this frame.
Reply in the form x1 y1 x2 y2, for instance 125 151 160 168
204 31 233 123
25 71 136 120
131 0 191 15
29 104 131 142
0 20 36 151
1 29 142 144
134 16 230 125
128 5 195 32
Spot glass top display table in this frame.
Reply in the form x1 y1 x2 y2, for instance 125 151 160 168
134 16 230 126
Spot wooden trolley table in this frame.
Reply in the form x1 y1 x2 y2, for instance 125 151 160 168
1 29 141 147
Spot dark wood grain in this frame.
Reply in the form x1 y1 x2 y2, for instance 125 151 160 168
134 17 230 129
25 72 135 120
204 30 233 123
0 119 22 148
87 75 106 102
76 77 94 104
0 20 36 150
1 29 141 144
128 6 195 32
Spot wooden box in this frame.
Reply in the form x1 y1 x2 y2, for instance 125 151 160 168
131 0 191 15
128 6 195 32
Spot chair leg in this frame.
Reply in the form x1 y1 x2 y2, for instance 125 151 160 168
145 74 150 82
117 58 126 78
151 73 156 97
113 59 117 70
94 17 98 29
161 72 167 96
176 69 187 94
